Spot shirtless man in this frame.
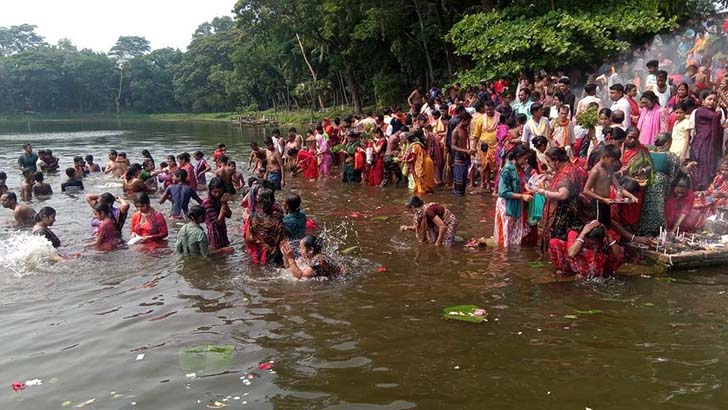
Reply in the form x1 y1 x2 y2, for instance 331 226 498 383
248 142 261 172
1 192 35 227
33 172 53 196
20 169 34 201
284 133 299 171
583 144 637 227
229 161 245 192
264 137 285 190
215 157 237 194
104 150 118 175
380 131 403 188
115 152 129 178
451 112 475 195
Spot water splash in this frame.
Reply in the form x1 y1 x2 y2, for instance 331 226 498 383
0 233 58 277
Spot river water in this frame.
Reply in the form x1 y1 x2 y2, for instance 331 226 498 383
0 120 726 410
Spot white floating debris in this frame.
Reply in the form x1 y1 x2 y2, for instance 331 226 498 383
136 354 145 361
25 379 42 386
186 373 197 379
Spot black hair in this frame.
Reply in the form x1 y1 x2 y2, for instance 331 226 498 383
256 188 275 214
99 192 115 205
640 90 659 104
532 135 549 148
125 167 139 180
34 171 44 182
625 83 637 92
584 83 597 94
175 168 188 182
93 202 111 217
602 144 622 160
208 176 225 191
558 76 570 85
264 136 274 145
508 144 531 161
516 114 527 125
35 206 56 222
586 225 606 241
622 179 641 195
3 191 17 202
286 192 301 212
65 167 76 178
406 195 424 208
657 70 668 78
250 142 258 148
0 171 6 180
301 235 323 254
142 149 152 159
109 149 118 156
85 154 94 162
646 59 659 68
530 103 544 115
625 126 640 137
159 161 168 168
176 152 191 162
545 146 568 162
654 132 672 147
134 192 150 206
187 205 205 221
194 150 203 157
74 155 83 163
599 107 612 117
217 143 226 148
609 83 625 93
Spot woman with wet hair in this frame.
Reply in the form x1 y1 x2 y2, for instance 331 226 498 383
280 235 343 279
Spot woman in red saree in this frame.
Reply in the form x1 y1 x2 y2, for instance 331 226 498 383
537 147 587 252
297 137 319 180
691 91 724 190
367 129 386 186
690 159 728 229
549 220 623 278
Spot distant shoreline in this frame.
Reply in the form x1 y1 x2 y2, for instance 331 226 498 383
0 108 359 126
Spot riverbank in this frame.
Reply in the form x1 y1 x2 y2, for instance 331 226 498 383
0 108 360 125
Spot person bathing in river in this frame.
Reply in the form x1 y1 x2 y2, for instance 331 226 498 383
86 193 129 236
123 166 155 197
73 156 89 179
33 172 53 196
20 168 34 201
1 192 35 227
400 196 457 246
203 177 231 250
177 152 198 191
85 155 101 173
86 203 121 252
32 207 66 262
61 167 84 193
160 169 202 219
104 150 118 175
130 192 168 243
175 205 231 257
264 137 285 190
281 235 343 279
283 192 307 240
243 188 287 265
0 172 8 195
193 151 211 189
116 152 129 178
548 220 623 278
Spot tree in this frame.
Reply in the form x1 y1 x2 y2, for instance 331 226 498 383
109 36 151 113
0 24 46 56
447 1 680 83
126 48 183 112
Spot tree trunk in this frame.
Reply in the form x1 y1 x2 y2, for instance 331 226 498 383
433 0 456 79
341 57 362 113
412 0 435 87
296 32 325 111
115 65 123 114
338 70 349 105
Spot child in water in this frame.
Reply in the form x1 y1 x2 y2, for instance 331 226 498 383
160 169 202 219
86 203 121 252
85 155 101 173
202 177 231 250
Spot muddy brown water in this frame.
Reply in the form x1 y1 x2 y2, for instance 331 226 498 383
0 120 726 409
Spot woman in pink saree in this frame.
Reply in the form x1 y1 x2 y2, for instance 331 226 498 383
636 90 668 146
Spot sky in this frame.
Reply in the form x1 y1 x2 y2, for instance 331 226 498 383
0 0 235 52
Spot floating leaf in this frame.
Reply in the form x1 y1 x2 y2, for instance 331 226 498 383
62 401 72 407
442 305 488 323
528 261 546 269
641 302 655 307
575 310 603 314
178 345 235 373
564 314 578 319
340 246 358 255
370 216 390 221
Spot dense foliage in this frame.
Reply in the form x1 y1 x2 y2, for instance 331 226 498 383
0 1 718 115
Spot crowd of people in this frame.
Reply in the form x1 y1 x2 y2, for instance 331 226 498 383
3 18 728 279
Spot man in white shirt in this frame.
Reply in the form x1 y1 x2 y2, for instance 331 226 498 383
575 83 601 116
644 60 659 91
609 84 631 129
